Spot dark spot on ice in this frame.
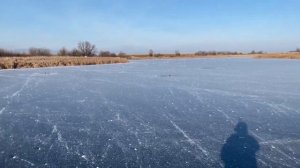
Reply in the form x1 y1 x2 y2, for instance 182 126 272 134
221 122 260 168
201 66 214 70
160 74 176 77
33 146 40 151
8 154 14 159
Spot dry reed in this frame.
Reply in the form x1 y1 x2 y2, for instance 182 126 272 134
0 56 128 69
255 53 300 59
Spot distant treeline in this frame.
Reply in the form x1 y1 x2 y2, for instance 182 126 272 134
0 48 28 57
2 41 299 58
0 41 128 58
0 47 54 57
194 51 242 56
145 50 244 57
147 50 267 57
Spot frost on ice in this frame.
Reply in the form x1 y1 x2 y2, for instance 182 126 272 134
0 58 299 167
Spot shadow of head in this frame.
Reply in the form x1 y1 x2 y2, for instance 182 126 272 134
221 122 260 168
234 121 248 136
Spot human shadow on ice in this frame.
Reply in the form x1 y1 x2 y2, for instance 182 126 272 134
221 121 260 168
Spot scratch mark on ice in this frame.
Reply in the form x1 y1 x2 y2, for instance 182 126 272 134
0 73 38 115
52 125 70 152
11 73 34 97
169 119 209 156
216 108 230 121
101 144 111 161
81 155 88 161
13 156 35 166
260 139 300 145
0 107 5 114
251 131 300 164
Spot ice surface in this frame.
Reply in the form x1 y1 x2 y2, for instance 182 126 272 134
0 58 300 167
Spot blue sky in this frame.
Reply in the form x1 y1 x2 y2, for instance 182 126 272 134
0 0 299 53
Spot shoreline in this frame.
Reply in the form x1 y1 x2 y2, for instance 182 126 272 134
1 53 299 70
254 53 300 59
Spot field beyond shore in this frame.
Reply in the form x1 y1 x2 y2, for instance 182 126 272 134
0 56 128 69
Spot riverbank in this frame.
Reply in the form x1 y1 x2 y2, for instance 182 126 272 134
255 53 300 59
1 52 299 70
0 56 128 69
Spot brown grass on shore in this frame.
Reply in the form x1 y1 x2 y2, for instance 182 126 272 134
255 53 300 59
0 56 128 69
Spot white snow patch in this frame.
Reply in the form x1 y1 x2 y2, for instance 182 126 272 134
52 125 58 133
81 155 88 161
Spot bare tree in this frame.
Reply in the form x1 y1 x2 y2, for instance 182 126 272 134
195 51 206 56
149 49 154 57
250 50 263 54
99 51 118 57
175 50 180 56
77 41 96 56
69 48 81 56
0 49 25 57
154 53 163 57
99 51 111 57
29 48 51 56
110 53 117 57
118 52 126 57
58 47 68 56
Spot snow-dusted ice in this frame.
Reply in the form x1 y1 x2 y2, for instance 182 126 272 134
0 58 300 167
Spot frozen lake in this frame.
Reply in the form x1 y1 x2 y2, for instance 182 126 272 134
0 58 300 167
